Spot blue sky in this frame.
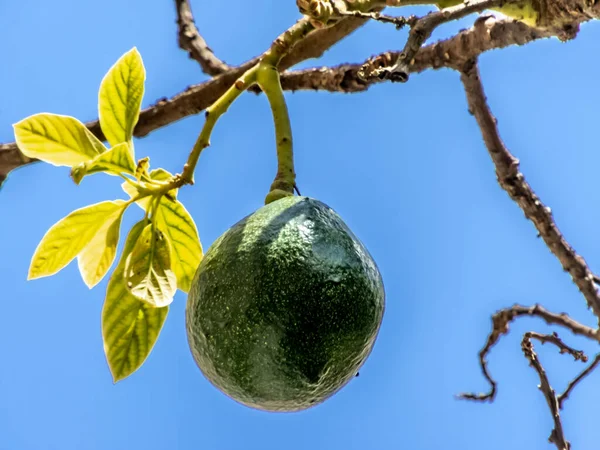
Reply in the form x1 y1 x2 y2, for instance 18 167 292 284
1 1 600 449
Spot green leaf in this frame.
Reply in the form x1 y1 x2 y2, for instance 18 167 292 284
121 182 201 292
124 223 177 307
148 168 172 183
122 168 177 202
149 168 178 200
98 47 145 147
153 198 202 293
28 200 126 280
71 142 136 184
102 221 168 382
13 113 106 167
77 206 125 288
121 181 141 204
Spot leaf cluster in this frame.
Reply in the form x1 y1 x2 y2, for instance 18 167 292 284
13 49 203 382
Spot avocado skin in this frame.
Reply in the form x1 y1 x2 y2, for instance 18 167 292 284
186 196 385 412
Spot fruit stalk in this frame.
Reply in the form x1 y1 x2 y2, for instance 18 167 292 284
257 64 296 204
258 20 313 204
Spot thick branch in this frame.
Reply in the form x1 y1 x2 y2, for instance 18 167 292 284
361 0 507 81
175 0 230 75
0 18 557 184
460 60 600 323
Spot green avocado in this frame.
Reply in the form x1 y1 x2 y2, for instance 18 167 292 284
185 196 385 412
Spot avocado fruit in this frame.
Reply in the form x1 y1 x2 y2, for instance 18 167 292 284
186 196 385 412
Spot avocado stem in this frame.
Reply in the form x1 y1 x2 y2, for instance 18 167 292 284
257 64 296 205
179 65 260 185
146 19 312 205
257 20 313 204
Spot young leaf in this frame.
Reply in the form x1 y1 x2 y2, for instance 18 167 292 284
134 157 150 181
77 206 125 288
148 168 173 183
29 200 126 280
71 142 136 184
102 221 168 382
121 182 201 292
13 113 106 167
98 47 145 147
124 223 177 307
149 168 178 200
122 168 177 202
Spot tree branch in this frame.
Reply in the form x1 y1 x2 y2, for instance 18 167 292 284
360 0 507 81
459 59 600 323
458 304 597 401
175 0 230 75
558 353 600 408
0 17 559 185
521 332 575 450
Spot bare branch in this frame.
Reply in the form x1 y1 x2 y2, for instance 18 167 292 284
361 0 507 81
527 331 588 362
175 0 230 76
558 353 600 409
458 304 597 401
338 9 412 28
0 18 559 185
522 333 573 450
459 60 600 323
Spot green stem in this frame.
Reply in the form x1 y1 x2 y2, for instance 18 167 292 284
258 20 313 204
257 63 296 204
179 65 260 185
141 19 313 201
262 20 314 67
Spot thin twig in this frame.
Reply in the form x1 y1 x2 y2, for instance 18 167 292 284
336 9 412 29
458 304 597 401
522 333 572 450
558 353 600 409
175 0 230 76
459 60 600 324
527 331 587 362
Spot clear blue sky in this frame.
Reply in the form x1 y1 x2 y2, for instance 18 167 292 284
1 1 600 449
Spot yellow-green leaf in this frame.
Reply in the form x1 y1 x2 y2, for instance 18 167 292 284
154 198 202 293
99 47 145 147
121 182 201 292
14 113 106 167
77 206 125 288
148 168 172 182
121 181 141 203
102 221 168 382
121 168 177 203
124 223 177 307
149 168 178 200
71 142 136 184
29 200 127 280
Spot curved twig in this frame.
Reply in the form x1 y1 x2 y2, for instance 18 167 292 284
558 353 600 408
458 304 597 401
